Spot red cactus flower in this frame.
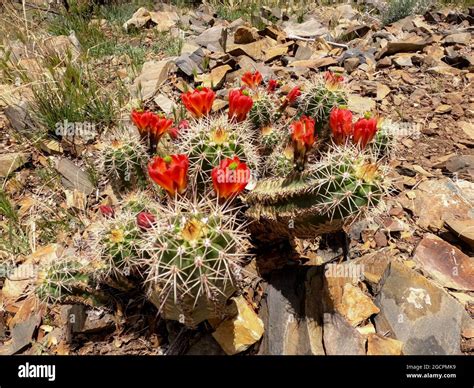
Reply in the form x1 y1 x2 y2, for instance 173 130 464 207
148 154 189 196
291 116 316 154
131 109 153 131
279 86 301 111
211 156 251 200
241 71 263 89
137 211 156 230
181 87 215 118
324 71 344 88
353 115 378 149
148 115 174 145
99 205 114 218
286 86 301 104
228 89 253 123
131 109 174 151
267 79 280 93
329 107 353 145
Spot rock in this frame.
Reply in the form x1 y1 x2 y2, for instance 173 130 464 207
4 102 34 134
175 54 202 77
295 44 313 60
339 284 380 326
227 39 271 61
446 218 474 249
258 268 324 355
123 7 153 31
367 334 403 355
153 94 175 115
75 309 115 334
375 261 469 355
150 11 179 33
131 59 175 100
340 25 371 41
443 33 471 46
55 158 94 195
186 334 226 355
428 64 462 76
376 39 428 59
65 189 87 211
376 83 391 100
353 251 392 292
283 19 327 38
344 57 360 73
397 179 474 231
459 121 474 140
260 25 286 41
195 26 226 51
393 54 413 67
335 4 357 20
42 35 80 59
413 234 474 291
323 313 366 355
212 296 264 355
377 56 392 68
264 45 288 62
289 57 338 69
196 64 231 88
234 26 259 44
434 104 452 114
347 95 376 114
445 155 474 181
0 152 29 177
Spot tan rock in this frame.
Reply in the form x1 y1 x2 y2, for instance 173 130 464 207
435 104 452 114
227 39 271 61
234 26 259 44
367 334 403 355
290 57 338 69
196 64 231 89
0 152 29 177
459 121 474 140
123 7 151 31
131 59 175 100
347 95 376 114
212 296 264 355
43 35 80 59
376 83 391 101
264 45 288 62
339 284 380 326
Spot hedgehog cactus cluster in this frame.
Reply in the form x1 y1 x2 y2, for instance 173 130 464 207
36 69 394 327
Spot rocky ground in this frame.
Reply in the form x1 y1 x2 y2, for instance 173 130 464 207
0 1 473 356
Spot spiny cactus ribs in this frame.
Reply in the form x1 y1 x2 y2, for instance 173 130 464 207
143 197 250 325
36 70 394 327
245 146 390 240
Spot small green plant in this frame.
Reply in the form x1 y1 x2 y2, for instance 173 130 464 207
382 0 434 25
31 58 118 133
0 188 30 257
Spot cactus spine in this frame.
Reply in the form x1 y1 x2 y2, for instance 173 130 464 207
245 146 389 239
142 197 251 325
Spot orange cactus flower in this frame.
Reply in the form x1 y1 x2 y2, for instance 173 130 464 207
241 71 263 89
181 87 215 118
148 154 189 196
211 156 251 200
329 107 353 145
228 89 253 123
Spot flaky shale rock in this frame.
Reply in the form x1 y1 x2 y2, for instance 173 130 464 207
212 296 264 355
375 261 471 355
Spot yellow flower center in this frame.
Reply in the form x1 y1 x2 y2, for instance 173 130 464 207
181 218 205 242
354 163 379 183
211 128 228 144
109 229 125 243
